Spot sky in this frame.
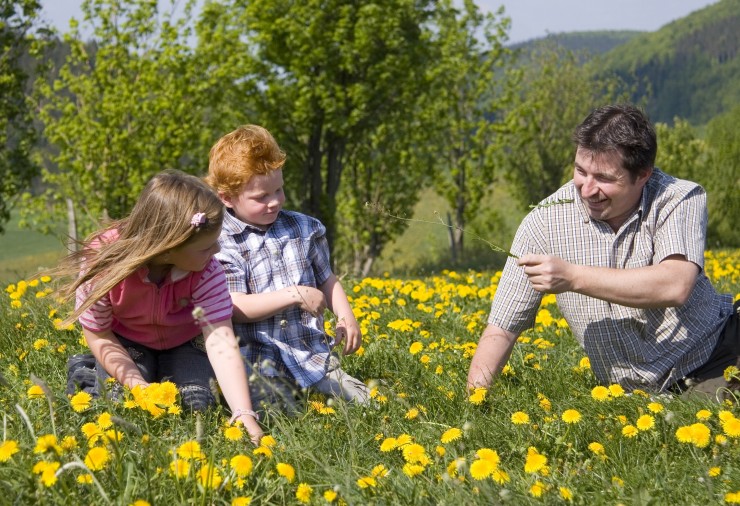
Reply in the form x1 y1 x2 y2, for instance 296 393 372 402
38 0 719 45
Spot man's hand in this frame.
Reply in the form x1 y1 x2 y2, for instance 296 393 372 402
517 254 574 294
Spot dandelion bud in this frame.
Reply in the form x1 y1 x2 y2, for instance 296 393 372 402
462 421 473 432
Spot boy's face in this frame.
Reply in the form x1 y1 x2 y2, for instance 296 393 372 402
220 169 285 230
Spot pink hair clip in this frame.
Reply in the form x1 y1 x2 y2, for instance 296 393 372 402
190 212 207 227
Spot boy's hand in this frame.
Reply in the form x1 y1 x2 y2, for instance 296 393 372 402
290 286 327 316
335 316 362 355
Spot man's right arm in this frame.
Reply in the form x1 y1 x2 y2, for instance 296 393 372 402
466 324 520 390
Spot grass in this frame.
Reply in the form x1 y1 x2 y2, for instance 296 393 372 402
0 211 66 284
1 251 739 504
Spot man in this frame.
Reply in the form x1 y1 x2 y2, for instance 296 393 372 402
467 104 738 398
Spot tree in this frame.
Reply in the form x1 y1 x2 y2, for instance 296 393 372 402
26 0 211 245
0 0 43 233
196 0 438 258
500 44 631 209
424 0 512 264
704 104 740 247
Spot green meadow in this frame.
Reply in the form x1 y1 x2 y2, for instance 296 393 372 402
2 247 739 505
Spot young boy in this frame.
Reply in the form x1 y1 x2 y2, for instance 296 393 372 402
205 125 369 415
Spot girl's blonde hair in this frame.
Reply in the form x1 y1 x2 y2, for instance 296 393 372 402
58 169 224 324
205 124 286 197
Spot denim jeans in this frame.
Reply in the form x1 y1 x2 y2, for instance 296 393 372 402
95 334 217 411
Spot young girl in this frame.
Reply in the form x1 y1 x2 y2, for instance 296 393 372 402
59 170 262 445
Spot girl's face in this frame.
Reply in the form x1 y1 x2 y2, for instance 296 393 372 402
220 169 285 230
158 227 221 272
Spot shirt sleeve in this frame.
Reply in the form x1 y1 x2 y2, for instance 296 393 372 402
192 258 233 326
215 234 249 294
308 219 333 286
76 281 113 332
487 212 544 335
653 184 707 268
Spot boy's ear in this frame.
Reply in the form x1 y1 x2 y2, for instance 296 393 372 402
218 192 234 208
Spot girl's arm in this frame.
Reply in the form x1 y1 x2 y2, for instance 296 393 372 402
203 320 263 446
82 328 148 389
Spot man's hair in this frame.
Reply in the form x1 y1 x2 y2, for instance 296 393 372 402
205 125 286 196
573 104 657 180
58 169 224 323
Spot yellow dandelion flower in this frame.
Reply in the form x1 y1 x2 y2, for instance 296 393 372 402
77 474 93 484
538 395 552 411
408 342 423 354
295 483 312 504
476 448 500 467
97 412 113 429
511 411 530 425
34 434 61 455
323 490 337 502
402 463 425 477
524 447 547 474
561 409 582 424
491 468 510 484
70 391 93 413
197 463 222 489
396 433 413 446
440 428 462 443
379 437 398 452
675 426 693 444
708 466 721 477
622 425 639 438
468 387 487 405
371 464 389 477
84 446 111 471
588 442 605 455
647 402 664 413
725 491 740 504
260 434 277 447
608 384 625 397
59 436 78 452
636 414 655 431
277 462 296 483
469 458 495 480
253 445 273 457
230 454 253 477
723 365 740 381
722 416 740 438
27 384 45 399
177 441 205 460
0 440 20 462
591 386 610 401
405 408 420 420
224 426 243 441
169 458 190 478
530 480 546 497
357 476 377 488
436 445 446 457
696 409 712 421
612 476 624 487
402 443 429 465
559 487 573 501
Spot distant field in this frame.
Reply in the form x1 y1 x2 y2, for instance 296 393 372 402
0 211 66 283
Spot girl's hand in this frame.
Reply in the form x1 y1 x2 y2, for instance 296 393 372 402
235 413 264 446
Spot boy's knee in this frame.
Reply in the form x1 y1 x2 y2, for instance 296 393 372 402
179 384 217 411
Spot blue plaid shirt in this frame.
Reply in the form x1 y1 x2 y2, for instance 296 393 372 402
216 209 334 387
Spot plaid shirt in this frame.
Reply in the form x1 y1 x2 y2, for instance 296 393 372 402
216 209 334 387
489 169 734 392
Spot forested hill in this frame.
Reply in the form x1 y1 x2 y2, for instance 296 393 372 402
513 0 739 126
593 0 739 125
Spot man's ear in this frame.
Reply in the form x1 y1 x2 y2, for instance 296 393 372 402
637 166 653 186
219 192 234 208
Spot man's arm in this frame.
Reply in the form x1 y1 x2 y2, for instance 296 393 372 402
230 287 327 323
518 253 699 308
467 324 520 390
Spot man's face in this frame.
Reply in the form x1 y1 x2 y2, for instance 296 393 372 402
573 148 652 231
221 169 285 230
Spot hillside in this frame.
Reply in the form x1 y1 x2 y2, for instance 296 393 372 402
592 0 740 124
510 30 642 56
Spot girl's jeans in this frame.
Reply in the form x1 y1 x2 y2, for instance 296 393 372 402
95 333 217 411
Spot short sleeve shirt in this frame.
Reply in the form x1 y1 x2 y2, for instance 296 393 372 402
216 209 334 387
488 169 734 391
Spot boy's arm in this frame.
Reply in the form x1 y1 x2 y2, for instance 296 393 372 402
319 274 362 355
83 328 148 389
231 286 327 323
